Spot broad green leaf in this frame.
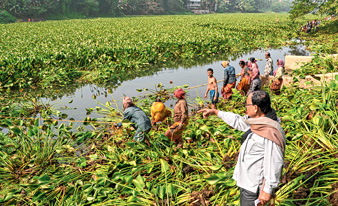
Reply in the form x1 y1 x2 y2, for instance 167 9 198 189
160 159 170 173
11 126 21 135
208 165 222 171
205 175 220 185
132 175 145 190
39 175 51 182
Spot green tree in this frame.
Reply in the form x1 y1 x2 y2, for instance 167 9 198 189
270 0 291 12
98 0 121 16
290 0 338 19
0 8 16 23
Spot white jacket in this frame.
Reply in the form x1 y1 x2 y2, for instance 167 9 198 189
217 111 284 194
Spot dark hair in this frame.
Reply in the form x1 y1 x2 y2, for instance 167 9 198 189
250 57 256 63
266 52 270 57
239 60 245 66
251 90 277 121
207 68 213 72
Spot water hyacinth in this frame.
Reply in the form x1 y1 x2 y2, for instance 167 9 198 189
0 13 303 89
1 76 338 204
0 13 338 205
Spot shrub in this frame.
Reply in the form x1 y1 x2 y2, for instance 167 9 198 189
0 9 16 24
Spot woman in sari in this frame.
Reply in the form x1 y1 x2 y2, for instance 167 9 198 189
165 88 189 148
270 59 285 95
236 60 251 95
248 58 262 95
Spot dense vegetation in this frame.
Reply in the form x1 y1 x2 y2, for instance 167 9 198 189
290 0 337 19
1 13 338 205
291 19 338 77
1 78 338 205
0 13 298 89
0 0 292 23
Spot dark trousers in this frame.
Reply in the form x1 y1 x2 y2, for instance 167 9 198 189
240 187 259 206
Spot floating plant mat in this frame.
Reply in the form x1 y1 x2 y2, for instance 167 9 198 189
1 13 309 90
0 41 311 129
1 76 338 205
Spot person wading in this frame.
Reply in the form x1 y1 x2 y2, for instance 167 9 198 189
198 90 286 206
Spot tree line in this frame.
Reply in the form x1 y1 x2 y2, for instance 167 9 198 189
0 0 291 22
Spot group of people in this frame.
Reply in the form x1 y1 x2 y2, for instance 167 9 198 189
115 88 189 148
323 15 335 21
113 53 287 205
204 52 286 109
300 19 320 33
114 88 285 206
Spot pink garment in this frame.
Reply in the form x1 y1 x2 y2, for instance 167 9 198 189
247 61 252 70
273 59 285 76
251 62 259 80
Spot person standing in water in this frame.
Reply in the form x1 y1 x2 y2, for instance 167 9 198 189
270 59 285 95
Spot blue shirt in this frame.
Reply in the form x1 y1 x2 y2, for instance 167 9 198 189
224 65 236 85
117 106 152 132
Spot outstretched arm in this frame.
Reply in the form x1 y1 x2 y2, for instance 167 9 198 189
198 109 250 132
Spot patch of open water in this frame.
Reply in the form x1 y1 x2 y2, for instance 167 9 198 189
36 42 312 127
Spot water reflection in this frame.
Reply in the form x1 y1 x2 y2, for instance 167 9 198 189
7 43 311 122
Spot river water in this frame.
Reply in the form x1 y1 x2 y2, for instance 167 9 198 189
36 42 311 126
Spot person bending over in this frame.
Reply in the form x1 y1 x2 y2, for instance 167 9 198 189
116 96 151 146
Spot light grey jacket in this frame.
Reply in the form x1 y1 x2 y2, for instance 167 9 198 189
217 111 284 194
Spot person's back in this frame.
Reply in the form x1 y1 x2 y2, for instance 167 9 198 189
247 70 261 95
224 65 236 84
124 106 152 132
221 61 237 99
